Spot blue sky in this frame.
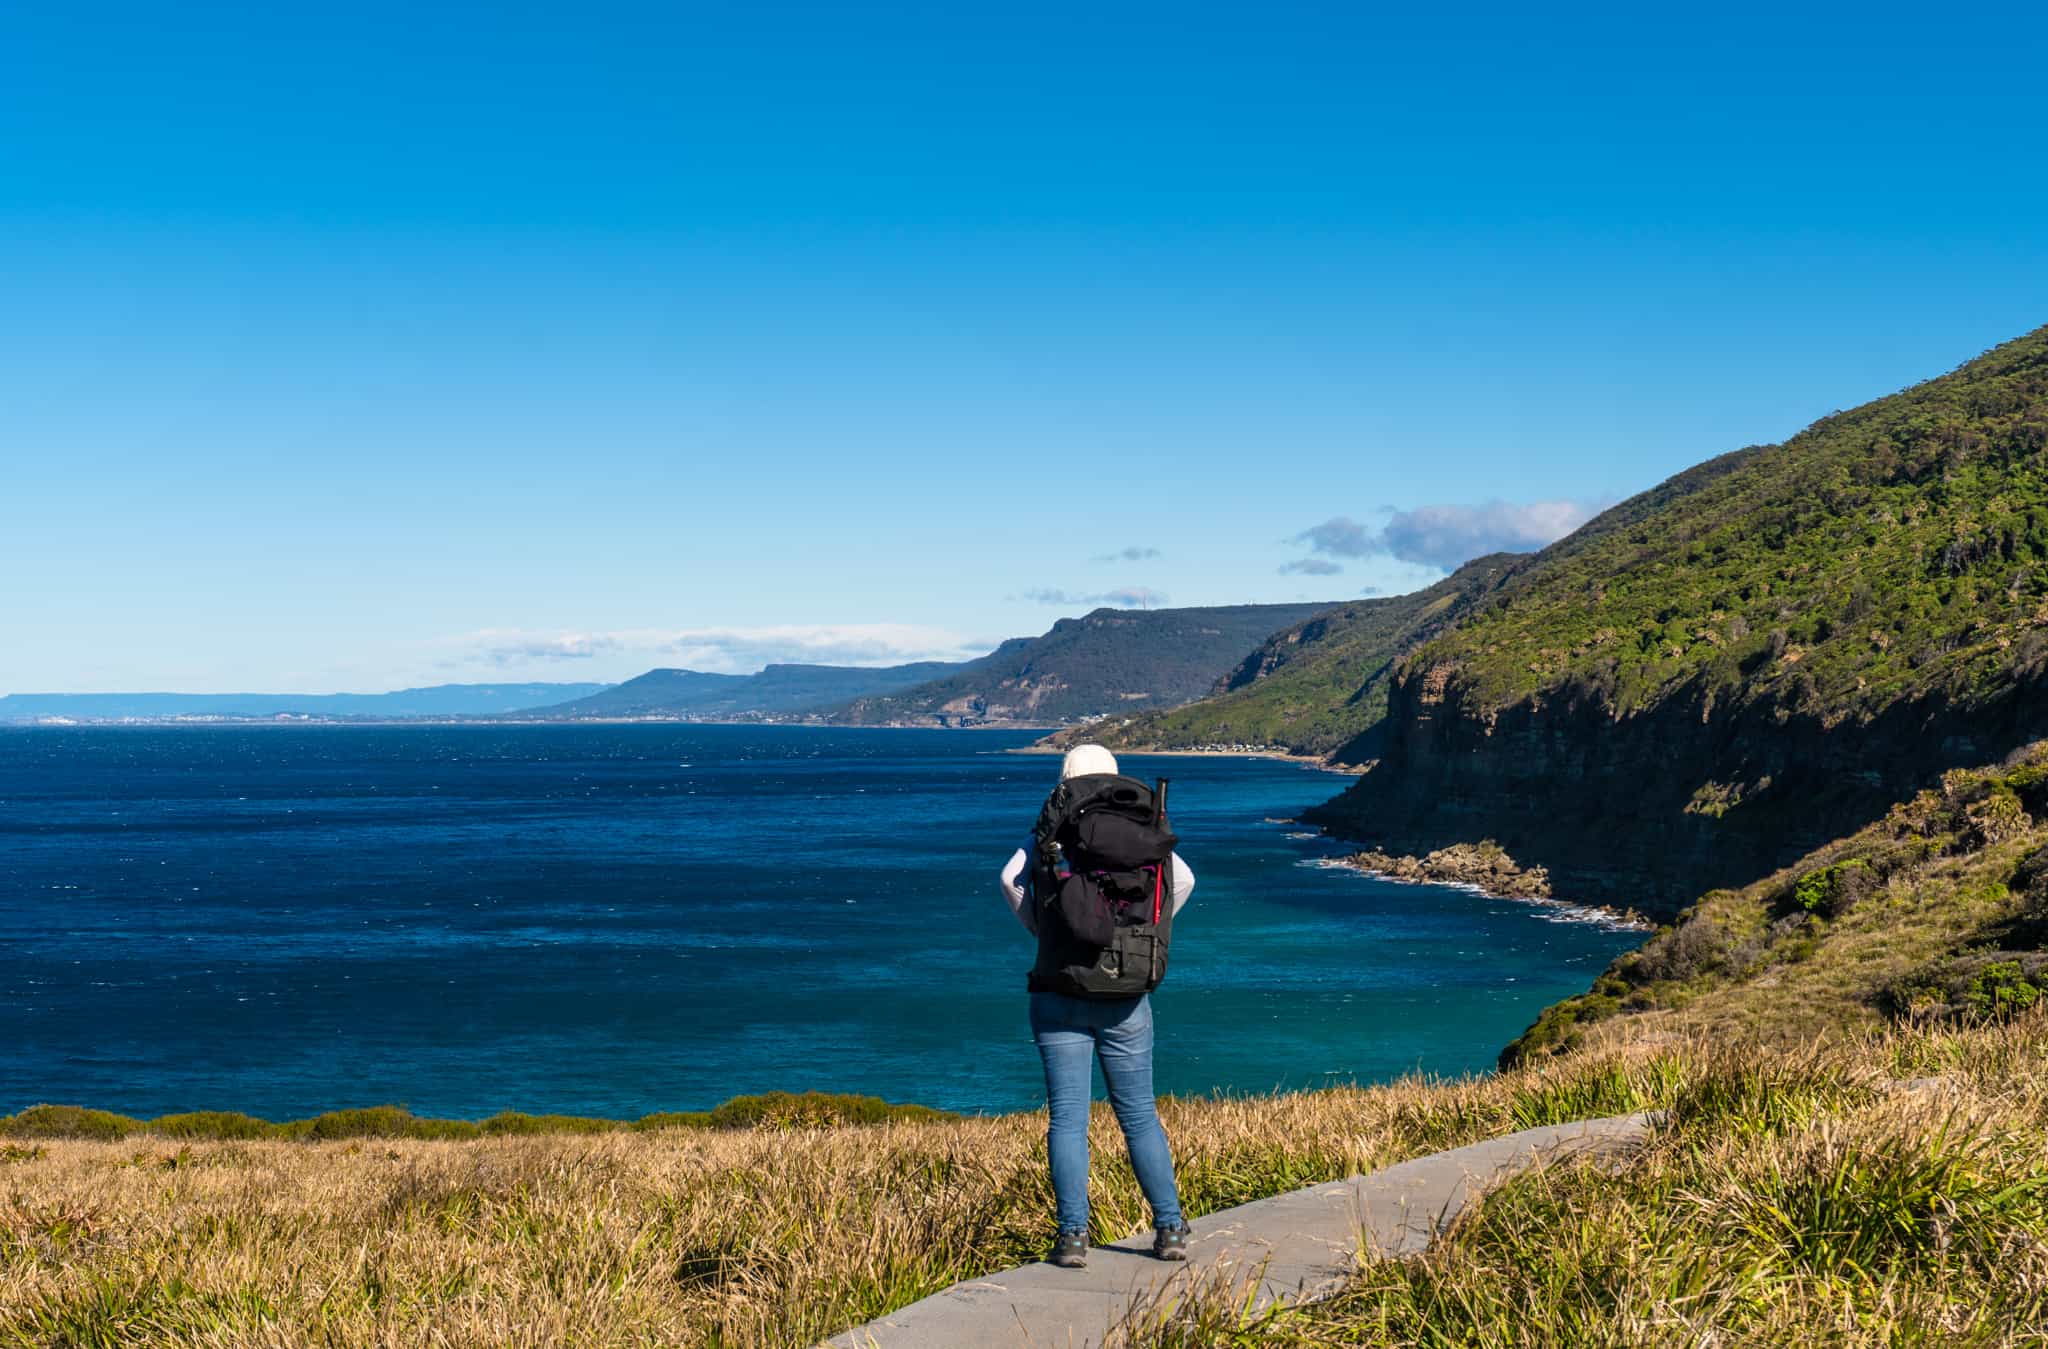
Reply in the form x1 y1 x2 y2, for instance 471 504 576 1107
5 2 2046 692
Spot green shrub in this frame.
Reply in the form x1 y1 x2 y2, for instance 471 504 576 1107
700 1092 954 1129
297 1107 481 1141
1883 951 2048 1022
1498 992 1623 1068
478 1112 621 1136
148 1111 282 1140
1792 859 1875 918
633 1111 714 1131
1 1105 143 1140
0 1092 958 1141
1964 961 2042 1018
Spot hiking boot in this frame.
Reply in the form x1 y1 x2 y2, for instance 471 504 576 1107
1153 1222 1192 1261
1049 1229 1088 1268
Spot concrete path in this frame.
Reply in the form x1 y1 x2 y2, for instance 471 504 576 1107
827 1112 1654 1348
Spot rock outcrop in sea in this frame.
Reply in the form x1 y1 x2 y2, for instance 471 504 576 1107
1340 841 1551 899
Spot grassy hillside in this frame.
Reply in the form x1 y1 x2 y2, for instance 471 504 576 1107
832 602 1334 726
1310 323 2048 916
1155 1017 2048 1346
7 1016 2042 1346
1411 325 2048 723
1052 555 1521 762
1502 739 2048 1069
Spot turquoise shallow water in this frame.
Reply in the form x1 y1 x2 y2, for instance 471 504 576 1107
0 725 1640 1118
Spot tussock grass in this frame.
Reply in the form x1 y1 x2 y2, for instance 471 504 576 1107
1505 744 2048 1067
1143 1012 2048 1348
0 1044 1692 1347
5 1019 2043 1345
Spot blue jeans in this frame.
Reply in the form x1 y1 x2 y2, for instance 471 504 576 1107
1029 990 1184 1235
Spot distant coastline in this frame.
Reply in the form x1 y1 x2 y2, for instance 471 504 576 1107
1004 740 1365 773
1 715 1063 730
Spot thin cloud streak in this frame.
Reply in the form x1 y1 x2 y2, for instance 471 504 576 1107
447 624 987 674
1019 586 1168 609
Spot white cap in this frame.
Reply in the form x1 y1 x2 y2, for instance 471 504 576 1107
1059 743 1119 780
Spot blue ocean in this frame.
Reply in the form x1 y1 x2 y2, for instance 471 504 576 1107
0 726 1638 1119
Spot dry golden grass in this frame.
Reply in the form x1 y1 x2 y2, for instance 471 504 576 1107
0 1049 1676 1348
8 1017 2042 1347
1621 833 2043 1047
1507 751 2048 1068
1145 1014 2048 1348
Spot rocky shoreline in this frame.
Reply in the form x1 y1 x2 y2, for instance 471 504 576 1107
1329 841 1653 930
1010 741 1366 772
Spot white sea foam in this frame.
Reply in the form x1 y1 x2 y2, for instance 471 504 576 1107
1297 856 1651 932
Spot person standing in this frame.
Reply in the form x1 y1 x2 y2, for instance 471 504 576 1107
998 743 1195 1268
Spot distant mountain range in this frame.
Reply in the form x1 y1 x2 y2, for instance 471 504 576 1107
5 601 1343 730
521 662 967 720
514 601 1341 727
0 683 612 723
1047 559 1520 762
830 603 1338 726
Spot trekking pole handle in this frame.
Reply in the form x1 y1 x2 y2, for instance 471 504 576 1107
1153 777 1170 828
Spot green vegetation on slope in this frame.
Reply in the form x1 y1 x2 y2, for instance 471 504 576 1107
1414 326 2048 723
1051 555 1520 762
1154 1017 2048 1347
1502 740 2048 1067
833 601 1335 726
1305 324 2048 917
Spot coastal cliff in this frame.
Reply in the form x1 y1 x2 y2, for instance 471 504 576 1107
1307 324 2048 920
1312 661 2048 920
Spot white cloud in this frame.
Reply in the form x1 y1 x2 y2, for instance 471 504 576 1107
1019 587 1167 609
445 624 987 674
1090 545 1161 563
464 632 622 664
1291 499 1603 571
1290 517 1376 557
1278 558 1342 576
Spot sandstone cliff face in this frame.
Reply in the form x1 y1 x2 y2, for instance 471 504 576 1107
1307 659 2048 921
1305 326 2048 921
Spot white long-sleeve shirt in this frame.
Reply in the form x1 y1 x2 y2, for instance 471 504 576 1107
998 839 1194 935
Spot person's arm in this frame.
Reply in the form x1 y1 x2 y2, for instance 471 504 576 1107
1168 852 1195 916
999 844 1037 935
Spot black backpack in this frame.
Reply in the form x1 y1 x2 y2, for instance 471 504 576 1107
1027 773 1178 999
